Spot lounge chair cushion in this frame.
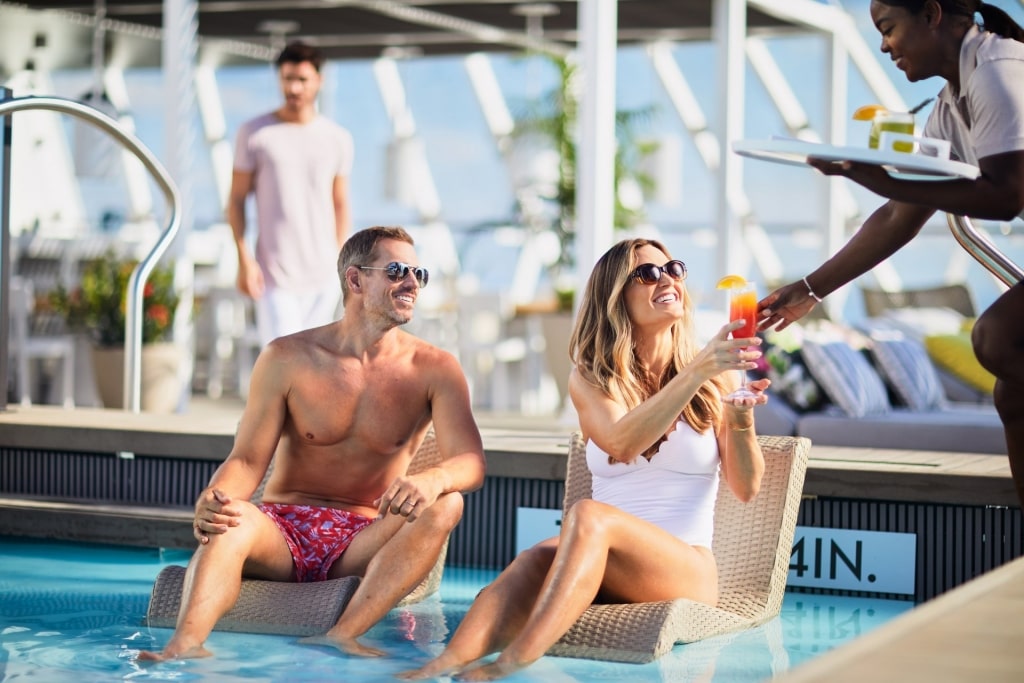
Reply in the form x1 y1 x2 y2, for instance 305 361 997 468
801 340 890 418
147 564 360 636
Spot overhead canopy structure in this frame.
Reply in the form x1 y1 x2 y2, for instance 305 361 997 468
2 0 817 71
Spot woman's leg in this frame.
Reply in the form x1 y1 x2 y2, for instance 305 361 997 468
457 499 718 682
973 282 1024 507
396 539 559 680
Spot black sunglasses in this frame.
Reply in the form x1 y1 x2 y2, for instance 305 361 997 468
630 260 687 285
358 261 429 288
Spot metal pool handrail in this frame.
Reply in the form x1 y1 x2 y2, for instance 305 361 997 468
947 213 1024 288
0 94 181 413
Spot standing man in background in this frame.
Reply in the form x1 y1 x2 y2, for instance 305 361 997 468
228 41 353 346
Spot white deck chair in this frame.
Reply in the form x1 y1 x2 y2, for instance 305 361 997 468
9 276 75 407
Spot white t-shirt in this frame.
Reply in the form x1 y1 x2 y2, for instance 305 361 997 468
586 421 720 549
234 113 354 291
923 25 1024 219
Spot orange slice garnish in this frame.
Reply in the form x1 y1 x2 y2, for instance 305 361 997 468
716 274 747 289
852 104 888 121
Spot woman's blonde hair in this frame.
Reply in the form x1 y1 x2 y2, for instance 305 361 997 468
569 238 725 450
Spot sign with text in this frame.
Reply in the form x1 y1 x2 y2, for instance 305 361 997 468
788 527 916 595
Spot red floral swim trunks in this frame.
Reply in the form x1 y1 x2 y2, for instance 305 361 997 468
258 503 375 582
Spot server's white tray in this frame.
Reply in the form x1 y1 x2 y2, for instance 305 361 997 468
732 138 980 181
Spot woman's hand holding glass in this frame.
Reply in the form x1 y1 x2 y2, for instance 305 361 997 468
689 320 768 405
722 283 763 403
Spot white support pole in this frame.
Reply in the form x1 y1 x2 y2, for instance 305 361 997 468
162 0 199 411
102 68 154 223
464 53 515 145
820 31 854 318
464 53 547 305
648 42 783 286
574 0 618 277
162 0 198 250
372 56 443 222
194 64 232 213
745 37 860 224
750 0 907 111
713 0 747 283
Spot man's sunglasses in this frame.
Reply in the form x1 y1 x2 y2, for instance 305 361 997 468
357 261 429 288
630 260 687 285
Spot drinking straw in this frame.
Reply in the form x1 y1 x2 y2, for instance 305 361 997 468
908 97 935 115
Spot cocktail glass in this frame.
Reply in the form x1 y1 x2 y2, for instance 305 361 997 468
723 282 759 403
869 111 915 152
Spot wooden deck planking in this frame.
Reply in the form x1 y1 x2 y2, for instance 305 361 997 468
776 554 1024 683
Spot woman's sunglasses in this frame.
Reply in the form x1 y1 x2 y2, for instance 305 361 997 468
358 261 430 288
630 259 687 285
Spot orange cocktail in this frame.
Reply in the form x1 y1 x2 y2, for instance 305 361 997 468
729 285 758 340
722 281 758 403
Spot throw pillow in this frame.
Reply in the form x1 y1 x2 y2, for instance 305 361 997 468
801 340 891 418
924 332 996 394
761 343 827 412
870 336 947 411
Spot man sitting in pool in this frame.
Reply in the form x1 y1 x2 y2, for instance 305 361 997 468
139 226 485 661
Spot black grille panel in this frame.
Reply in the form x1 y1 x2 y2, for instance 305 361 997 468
3 447 1021 601
0 447 217 506
449 476 564 569
797 497 1023 602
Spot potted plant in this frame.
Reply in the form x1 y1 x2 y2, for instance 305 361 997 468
49 250 184 412
513 53 660 309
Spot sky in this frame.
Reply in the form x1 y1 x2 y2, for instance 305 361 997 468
38 0 1024 314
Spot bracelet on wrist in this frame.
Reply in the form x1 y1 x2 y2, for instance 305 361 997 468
730 425 753 432
802 276 824 303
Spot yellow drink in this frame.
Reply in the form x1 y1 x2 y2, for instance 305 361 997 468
869 112 915 152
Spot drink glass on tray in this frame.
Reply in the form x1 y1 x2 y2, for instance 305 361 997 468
869 111 915 152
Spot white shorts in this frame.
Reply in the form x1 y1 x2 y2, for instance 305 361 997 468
255 284 341 346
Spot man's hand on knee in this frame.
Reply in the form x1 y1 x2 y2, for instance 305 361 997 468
374 475 439 523
194 488 243 541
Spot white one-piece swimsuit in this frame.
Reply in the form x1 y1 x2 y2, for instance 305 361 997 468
586 421 720 549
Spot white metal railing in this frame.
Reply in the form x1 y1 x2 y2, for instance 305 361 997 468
0 92 181 412
947 214 1024 288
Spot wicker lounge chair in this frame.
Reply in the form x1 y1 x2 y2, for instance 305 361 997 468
147 429 448 635
547 431 810 663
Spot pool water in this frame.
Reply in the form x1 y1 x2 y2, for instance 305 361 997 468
0 537 914 682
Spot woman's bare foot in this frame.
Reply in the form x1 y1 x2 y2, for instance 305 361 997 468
136 644 213 662
396 655 470 680
297 634 386 658
454 658 529 682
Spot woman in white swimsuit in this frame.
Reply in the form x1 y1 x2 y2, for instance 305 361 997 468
400 238 770 681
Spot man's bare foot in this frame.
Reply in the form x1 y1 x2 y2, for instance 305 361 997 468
454 659 528 682
298 634 386 658
136 644 213 662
